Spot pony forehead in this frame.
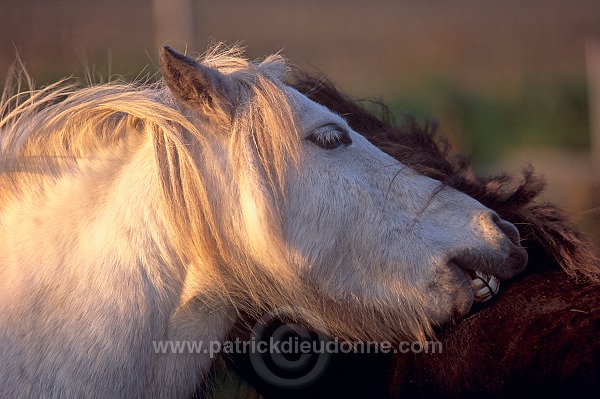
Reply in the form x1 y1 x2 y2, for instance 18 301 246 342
285 87 351 132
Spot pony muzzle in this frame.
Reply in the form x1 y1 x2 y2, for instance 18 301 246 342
453 212 528 303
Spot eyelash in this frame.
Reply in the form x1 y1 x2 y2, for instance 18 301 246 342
306 125 353 150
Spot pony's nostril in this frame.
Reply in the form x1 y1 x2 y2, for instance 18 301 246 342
491 213 521 245
453 212 527 285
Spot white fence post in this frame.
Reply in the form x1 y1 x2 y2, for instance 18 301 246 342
585 39 600 245
586 38 600 180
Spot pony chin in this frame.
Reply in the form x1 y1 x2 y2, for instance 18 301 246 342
297 292 436 343
423 262 475 325
288 254 477 342
285 273 436 343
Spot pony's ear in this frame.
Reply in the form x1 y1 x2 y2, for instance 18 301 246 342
160 46 237 117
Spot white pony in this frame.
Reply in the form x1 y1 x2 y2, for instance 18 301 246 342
0 45 527 398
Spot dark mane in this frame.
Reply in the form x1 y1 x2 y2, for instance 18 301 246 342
290 73 600 282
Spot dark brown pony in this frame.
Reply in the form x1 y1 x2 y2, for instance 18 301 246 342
212 74 600 399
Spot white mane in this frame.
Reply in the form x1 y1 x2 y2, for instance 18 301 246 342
0 47 306 310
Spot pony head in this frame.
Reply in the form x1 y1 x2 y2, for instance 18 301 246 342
158 46 527 341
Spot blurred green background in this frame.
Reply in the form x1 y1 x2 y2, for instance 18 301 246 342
2 0 599 243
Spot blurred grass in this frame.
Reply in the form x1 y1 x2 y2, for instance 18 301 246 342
202 362 263 399
389 77 590 169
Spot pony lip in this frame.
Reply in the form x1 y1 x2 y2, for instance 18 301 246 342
461 268 501 303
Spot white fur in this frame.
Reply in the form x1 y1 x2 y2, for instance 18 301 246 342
0 46 527 398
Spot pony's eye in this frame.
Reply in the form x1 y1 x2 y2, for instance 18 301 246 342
306 124 352 150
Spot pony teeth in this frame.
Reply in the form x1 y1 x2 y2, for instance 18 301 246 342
471 271 500 303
